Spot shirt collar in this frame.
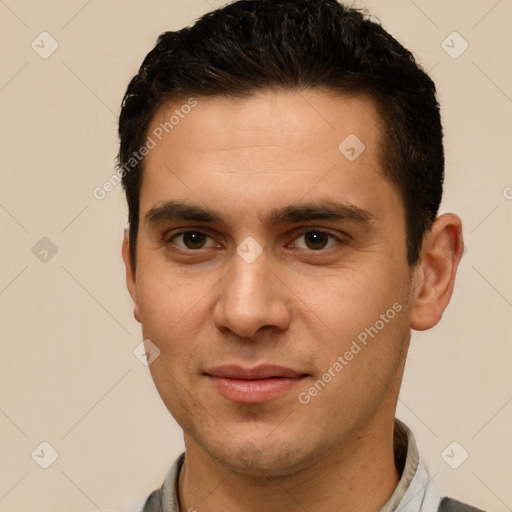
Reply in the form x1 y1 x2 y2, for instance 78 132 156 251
159 419 440 512
381 419 441 512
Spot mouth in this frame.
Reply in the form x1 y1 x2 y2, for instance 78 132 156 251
204 365 309 404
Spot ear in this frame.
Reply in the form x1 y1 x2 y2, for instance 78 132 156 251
410 213 463 331
122 227 141 323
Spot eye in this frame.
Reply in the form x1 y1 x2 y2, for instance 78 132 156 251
168 231 217 250
289 230 341 250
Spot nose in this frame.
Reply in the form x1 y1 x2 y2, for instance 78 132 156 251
213 249 292 339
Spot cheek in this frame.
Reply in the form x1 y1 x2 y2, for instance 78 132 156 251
143 295 203 415
136 262 209 332
296 263 411 378
135 278 213 387
147 350 202 434
300 265 404 330
302 273 410 405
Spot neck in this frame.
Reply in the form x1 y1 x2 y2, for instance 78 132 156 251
178 419 400 512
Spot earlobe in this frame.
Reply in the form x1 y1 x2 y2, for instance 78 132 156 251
121 228 141 323
409 214 463 331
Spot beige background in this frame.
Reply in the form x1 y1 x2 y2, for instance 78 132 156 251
1 0 511 511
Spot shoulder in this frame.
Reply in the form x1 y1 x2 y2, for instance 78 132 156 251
438 497 487 512
139 487 163 512
138 453 184 512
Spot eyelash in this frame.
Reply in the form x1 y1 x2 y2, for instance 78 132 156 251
164 229 345 252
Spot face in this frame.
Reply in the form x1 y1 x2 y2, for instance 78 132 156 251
124 89 417 477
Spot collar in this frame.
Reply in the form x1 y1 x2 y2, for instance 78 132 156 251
158 419 440 512
380 419 441 511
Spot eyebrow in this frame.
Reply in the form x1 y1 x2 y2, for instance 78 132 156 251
144 200 374 227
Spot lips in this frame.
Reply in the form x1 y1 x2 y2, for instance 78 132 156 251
205 365 308 404
206 365 304 380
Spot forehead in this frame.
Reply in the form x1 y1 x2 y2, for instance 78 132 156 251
147 89 382 162
139 89 399 226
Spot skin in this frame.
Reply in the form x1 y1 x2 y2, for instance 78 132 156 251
122 89 463 512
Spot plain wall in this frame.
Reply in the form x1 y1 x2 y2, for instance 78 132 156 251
1 0 511 511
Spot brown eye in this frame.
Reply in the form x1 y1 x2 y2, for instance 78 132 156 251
289 230 341 251
304 232 329 250
170 231 213 250
291 229 344 252
183 232 207 249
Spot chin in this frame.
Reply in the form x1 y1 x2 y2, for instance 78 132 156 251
198 433 321 478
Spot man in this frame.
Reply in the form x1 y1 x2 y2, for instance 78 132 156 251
118 1 483 510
